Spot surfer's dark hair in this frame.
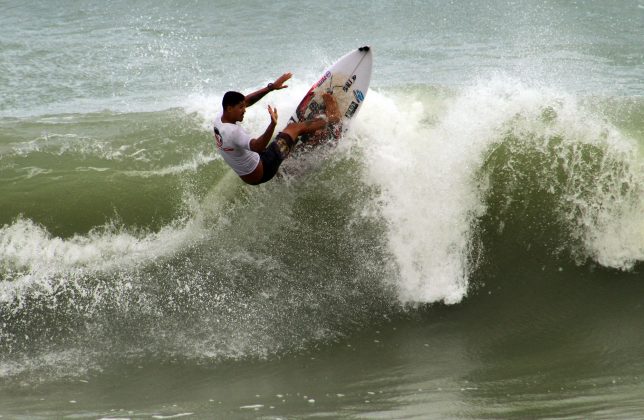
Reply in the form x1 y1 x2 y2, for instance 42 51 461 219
222 91 245 109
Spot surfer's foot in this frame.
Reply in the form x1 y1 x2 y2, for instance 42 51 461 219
322 93 340 124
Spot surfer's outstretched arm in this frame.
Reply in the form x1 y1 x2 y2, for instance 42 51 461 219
244 72 292 107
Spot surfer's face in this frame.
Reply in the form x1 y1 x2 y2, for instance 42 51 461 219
229 102 246 122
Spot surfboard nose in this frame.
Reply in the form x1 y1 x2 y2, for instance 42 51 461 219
359 46 370 52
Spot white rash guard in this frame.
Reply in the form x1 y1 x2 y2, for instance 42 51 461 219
213 112 260 176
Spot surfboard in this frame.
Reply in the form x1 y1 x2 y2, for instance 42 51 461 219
289 46 373 146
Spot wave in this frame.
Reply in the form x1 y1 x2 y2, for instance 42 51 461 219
362 78 642 300
0 168 396 381
0 77 642 382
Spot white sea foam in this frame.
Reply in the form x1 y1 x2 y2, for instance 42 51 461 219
122 151 219 178
151 414 194 419
0 210 207 304
357 77 643 303
591 203 644 270
358 88 489 304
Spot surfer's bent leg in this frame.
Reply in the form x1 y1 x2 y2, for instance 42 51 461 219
256 119 328 184
280 118 327 140
257 132 296 184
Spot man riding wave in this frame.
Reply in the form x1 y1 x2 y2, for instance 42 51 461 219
213 73 339 185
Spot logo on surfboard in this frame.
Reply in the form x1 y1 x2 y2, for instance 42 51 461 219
315 71 332 88
343 75 357 92
345 101 359 118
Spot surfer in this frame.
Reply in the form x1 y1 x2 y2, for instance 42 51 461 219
214 73 339 185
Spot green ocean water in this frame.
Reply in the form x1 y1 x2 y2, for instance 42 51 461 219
1 1 643 418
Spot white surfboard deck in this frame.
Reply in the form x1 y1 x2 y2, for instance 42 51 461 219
289 46 373 146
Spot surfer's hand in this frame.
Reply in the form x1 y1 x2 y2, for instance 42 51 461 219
272 73 292 90
268 105 278 125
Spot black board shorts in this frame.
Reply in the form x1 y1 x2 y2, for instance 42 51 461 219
258 132 295 184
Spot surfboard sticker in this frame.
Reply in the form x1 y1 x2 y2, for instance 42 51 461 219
289 46 373 146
